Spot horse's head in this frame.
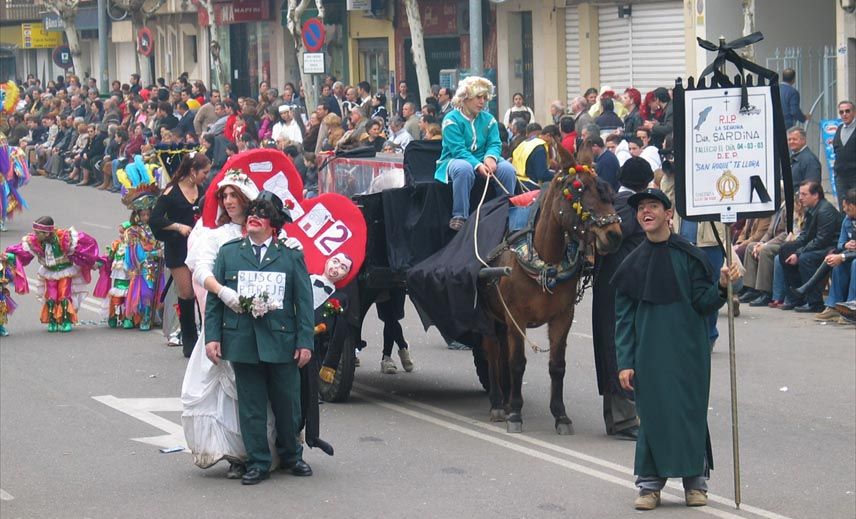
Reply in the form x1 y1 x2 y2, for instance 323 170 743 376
550 146 622 254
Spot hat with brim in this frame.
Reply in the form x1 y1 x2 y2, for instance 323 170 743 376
278 104 292 113
628 188 672 210
214 169 260 223
619 157 654 191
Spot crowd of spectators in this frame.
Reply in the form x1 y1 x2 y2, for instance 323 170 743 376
2 69 853 324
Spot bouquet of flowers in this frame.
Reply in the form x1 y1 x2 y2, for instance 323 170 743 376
239 292 283 318
321 298 343 319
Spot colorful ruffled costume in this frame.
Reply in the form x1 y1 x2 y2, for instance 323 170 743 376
0 131 30 230
105 223 131 328
0 255 16 336
5 223 110 332
119 155 164 331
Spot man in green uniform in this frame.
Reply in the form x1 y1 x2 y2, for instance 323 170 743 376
611 188 738 510
205 191 315 485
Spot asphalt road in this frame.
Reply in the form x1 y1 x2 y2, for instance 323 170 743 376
1 177 854 519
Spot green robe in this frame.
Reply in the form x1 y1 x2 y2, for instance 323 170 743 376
615 243 725 478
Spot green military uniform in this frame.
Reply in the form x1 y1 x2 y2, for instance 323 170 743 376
205 236 314 473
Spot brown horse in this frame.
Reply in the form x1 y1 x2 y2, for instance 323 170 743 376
479 148 622 434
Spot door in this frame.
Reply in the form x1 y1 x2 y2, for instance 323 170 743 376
229 23 251 98
520 11 534 110
357 38 388 95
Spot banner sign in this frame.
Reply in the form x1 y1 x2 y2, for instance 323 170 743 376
820 119 842 200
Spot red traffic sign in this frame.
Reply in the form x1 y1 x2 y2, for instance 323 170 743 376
137 27 154 57
52 45 73 70
302 18 325 53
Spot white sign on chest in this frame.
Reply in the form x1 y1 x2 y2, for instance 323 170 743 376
237 270 287 300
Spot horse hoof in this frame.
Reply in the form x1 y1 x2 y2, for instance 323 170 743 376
555 422 575 435
489 409 506 422
506 418 523 434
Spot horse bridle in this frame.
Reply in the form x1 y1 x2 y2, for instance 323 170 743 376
555 165 622 230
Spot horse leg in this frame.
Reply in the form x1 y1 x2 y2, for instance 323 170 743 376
481 334 506 422
548 315 574 435
505 327 526 433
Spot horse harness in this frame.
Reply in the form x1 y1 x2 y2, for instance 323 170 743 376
486 168 620 301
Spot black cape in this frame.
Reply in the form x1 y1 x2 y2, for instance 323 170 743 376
611 233 715 305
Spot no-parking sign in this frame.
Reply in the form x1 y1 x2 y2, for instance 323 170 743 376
302 18 325 53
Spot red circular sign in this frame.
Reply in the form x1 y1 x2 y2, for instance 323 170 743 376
137 27 154 57
301 18 325 53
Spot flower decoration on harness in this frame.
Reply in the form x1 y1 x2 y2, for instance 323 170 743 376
558 164 592 222
322 298 343 319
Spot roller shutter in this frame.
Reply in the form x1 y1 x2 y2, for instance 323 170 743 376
565 6 581 104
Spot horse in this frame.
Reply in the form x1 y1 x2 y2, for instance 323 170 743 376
478 146 622 434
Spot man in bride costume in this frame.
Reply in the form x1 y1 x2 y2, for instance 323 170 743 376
180 168 303 478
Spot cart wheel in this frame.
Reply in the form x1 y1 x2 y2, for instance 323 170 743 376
472 344 490 392
319 326 357 402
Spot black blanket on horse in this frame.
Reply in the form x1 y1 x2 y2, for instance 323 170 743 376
406 196 509 343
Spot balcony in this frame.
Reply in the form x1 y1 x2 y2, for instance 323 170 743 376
1 0 43 22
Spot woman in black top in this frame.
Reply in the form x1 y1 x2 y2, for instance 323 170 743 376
150 152 211 357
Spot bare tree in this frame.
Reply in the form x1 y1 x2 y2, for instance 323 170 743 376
111 0 166 84
285 0 324 112
402 0 431 102
194 0 226 90
42 0 83 75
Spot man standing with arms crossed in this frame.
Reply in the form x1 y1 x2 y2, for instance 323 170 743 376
611 188 738 510
205 192 315 485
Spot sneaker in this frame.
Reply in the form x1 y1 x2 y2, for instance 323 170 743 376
380 355 397 374
449 216 466 231
167 329 182 347
749 293 772 307
685 489 708 507
634 491 661 510
814 307 840 321
398 348 414 372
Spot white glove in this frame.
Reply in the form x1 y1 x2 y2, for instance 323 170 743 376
282 236 303 250
217 286 242 313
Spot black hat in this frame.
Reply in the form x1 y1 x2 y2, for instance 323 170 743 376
618 157 654 191
628 188 672 210
255 190 292 224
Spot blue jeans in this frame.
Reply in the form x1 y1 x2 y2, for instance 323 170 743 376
700 246 724 344
772 255 788 302
111 159 123 190
448 159 517 218
826 259 856 307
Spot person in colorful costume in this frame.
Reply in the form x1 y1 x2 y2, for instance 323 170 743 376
105 222 131 328
121 180 164 331
0 131 30 232
0 253 16 336
5 216 109 332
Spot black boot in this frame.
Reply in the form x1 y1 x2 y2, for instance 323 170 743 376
178 297 198 358
791 262 833 299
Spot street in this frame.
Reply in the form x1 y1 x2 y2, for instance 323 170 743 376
1 177 854 519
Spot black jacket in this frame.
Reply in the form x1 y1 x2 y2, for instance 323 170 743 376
833 124 856 183
796 198 842 255
790 147 822 190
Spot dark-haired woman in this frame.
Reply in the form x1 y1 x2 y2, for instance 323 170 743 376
150 152 211 357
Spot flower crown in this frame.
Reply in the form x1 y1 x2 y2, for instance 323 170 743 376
221 168 251 185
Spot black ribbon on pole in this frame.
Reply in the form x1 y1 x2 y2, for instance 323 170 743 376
695 32 794 233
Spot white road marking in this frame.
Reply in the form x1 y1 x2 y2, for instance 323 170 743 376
80 221 113 230
353 383 791 519
0 488 14 501
92 395 187 451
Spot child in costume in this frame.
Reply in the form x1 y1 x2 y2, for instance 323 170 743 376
119 155 164 331
0 253 16 336
0 131 30 232
105 222 131 328
5 216 109 332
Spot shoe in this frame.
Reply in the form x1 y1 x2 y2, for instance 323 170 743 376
381 355 397 374
634 491 661 510
60 320 73 332
225 461 246 479
749 293 771 307
282 459 312 477
0 325 8 337
835 302 856 324
814 307 840 321
449 216 466 231
241 467 269 485
123 318 134 329
398 347 414 372
108 316 118 328
738 289 760 303
47 322 58 333
109 187 121 193
794 302 824 313
685 489 708 507
780 301 799 310
614 425 638 440
768 299 784 308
